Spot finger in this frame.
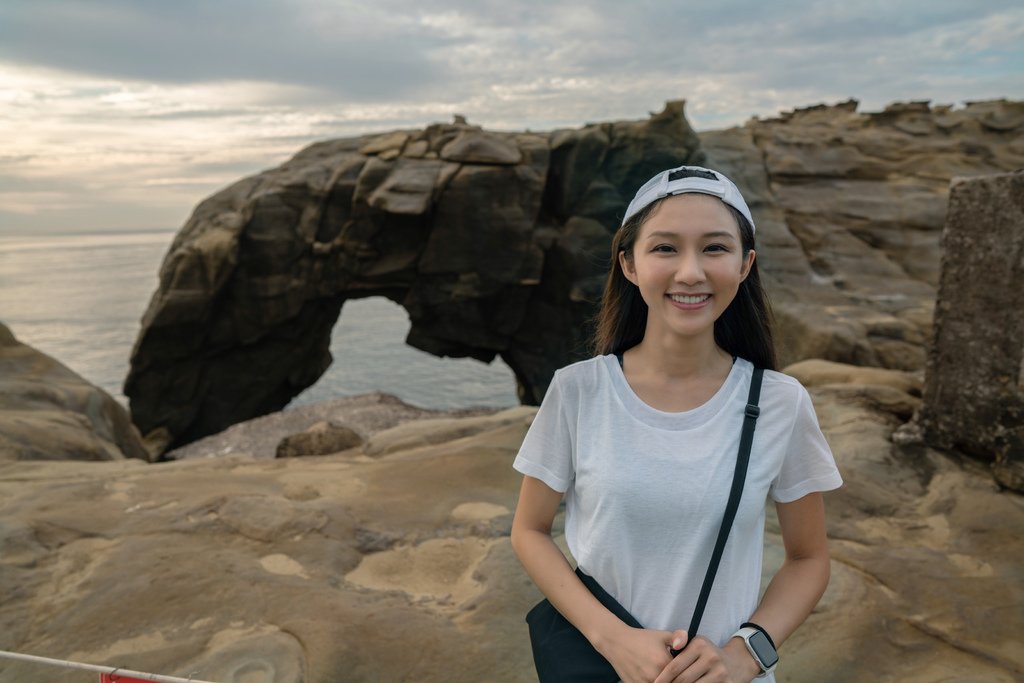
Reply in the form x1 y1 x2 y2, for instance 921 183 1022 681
653 644 699 683
682 640 720 683
656 629 676 649
668 629 688 653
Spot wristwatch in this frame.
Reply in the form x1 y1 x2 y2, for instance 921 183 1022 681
732 624 779 677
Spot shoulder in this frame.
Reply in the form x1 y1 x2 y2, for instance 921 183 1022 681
738 360 812 411
552 355 613 390
735 358 805 391
760 367 808 397
755 367 826 435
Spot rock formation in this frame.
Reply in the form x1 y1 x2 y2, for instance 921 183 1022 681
2 369 1022 682
913 170 1024 492
275 421 363 458
126 102 705 453
701 99 1024 371
127 98 1024 453
0 322 148 462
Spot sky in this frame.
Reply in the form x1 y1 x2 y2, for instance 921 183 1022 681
1 0 1022 234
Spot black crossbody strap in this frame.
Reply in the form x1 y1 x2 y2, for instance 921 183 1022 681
676 366 764 653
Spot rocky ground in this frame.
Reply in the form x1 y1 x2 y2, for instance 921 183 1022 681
2 98 1022 682
2 360 1022 682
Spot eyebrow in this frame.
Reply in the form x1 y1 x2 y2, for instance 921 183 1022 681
644 230 737 241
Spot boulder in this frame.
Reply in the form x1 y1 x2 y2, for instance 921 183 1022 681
439 132 523 164
914 170 1024 492
367 159 445 215
275 421 364 458
0 322 149 462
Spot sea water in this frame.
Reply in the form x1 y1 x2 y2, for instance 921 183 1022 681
0 229 519 411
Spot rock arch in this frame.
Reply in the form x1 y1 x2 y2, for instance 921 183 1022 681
127 98 1024 454
126 102 705 453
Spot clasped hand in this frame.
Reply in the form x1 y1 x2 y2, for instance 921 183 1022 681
601 626 750 683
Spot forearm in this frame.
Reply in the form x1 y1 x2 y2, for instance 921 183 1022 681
711 555 829 683
510 527 625 649
746 553 831 645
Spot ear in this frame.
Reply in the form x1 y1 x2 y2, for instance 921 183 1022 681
739 249 756 282
618 249 638 286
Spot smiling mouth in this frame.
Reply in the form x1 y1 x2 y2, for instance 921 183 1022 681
668 294 711 304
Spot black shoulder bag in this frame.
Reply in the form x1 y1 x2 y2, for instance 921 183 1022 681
525 363 765 683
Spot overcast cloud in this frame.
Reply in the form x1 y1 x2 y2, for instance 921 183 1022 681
1 0 1022 232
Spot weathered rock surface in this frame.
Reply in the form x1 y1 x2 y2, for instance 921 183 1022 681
126 101 705 453
2 371 1021 682
0 323 149 462
127 98 1024 453
913 170 1024 492
702 99 1024 372
165 391 494 461
781 363 1023 681
275 421 364 458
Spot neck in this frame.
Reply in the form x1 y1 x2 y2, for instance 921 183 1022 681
629 328 731 379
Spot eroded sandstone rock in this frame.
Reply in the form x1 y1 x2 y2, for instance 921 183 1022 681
0 323 149 462
275 421 364 458
126 101 705 452
915 170 1024 492
127 99 1024 453
1 376 1021 682
702 98 1024 370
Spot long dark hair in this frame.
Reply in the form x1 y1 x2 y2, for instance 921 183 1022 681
592 197 778 370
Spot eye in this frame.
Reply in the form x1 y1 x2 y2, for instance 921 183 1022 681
704 243 729 253
651 244 676 253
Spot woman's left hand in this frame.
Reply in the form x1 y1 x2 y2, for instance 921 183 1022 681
652 635 760 683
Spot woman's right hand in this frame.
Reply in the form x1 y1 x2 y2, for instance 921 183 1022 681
597 625 688 683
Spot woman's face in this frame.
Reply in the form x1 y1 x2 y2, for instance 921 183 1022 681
619 193 755 343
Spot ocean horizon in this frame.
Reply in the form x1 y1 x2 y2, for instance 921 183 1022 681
0 228 520 414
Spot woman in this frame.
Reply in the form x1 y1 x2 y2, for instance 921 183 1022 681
510 166 842 683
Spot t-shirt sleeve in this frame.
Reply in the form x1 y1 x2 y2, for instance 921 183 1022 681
769 384 843 503
512 370 575 493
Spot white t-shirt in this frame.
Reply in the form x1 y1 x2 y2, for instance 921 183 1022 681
513 355 842 678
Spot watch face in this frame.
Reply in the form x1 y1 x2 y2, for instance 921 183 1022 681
749 631 779 668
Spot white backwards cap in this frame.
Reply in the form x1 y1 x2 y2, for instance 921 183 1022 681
621 165 755 233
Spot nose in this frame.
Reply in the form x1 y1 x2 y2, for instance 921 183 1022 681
674 249 704 285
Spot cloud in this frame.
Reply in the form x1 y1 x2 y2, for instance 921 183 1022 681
0 190 86 214
0 0 456 100
3 1 1021 122
1 0 1021 233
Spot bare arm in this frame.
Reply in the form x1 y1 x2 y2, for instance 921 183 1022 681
655 492 832 683
511 475 682 682
746 492 832 644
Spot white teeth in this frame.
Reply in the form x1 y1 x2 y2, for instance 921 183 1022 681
669 294 710 304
